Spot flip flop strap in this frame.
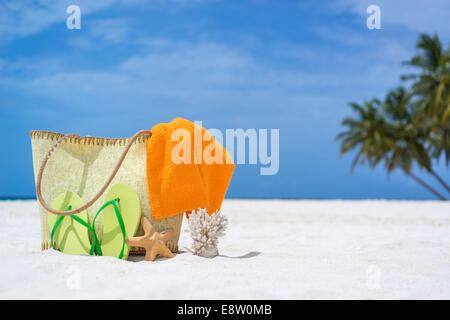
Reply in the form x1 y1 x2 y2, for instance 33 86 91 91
91 199 127 259
71 215 102 256
50 206 102 255
36 130 152 217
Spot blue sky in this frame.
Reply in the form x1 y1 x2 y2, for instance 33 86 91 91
0 0 449 199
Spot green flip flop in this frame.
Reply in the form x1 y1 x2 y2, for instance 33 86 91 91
92 184 141 260
48 191 99 255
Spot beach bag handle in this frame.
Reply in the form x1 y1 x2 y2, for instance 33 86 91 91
36 130 152 216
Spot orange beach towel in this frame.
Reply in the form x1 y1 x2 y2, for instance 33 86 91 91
146 118 235 220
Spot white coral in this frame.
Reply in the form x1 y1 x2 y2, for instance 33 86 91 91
188 208 228 258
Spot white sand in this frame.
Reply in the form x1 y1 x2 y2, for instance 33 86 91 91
0 199 449 299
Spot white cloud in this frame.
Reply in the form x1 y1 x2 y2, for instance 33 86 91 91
0 34 416 153
12 38 403 122
91 18 132 44
0 0 202 44
0 0 118 43
69 17 133 48
0 0 213 47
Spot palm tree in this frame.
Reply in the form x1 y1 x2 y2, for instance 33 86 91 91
336 91 447 200
402 34 450 166
337 33 449 200
381 87 447 200
382 87 430 171
336 99 391 171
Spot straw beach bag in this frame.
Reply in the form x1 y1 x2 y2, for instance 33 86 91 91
30 130 183 255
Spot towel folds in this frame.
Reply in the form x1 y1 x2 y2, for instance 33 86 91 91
146 118 235 220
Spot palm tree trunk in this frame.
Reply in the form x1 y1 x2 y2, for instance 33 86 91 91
405 170 447 200
430 170 450 193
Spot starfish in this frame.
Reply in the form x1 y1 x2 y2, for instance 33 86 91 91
126 216 175 261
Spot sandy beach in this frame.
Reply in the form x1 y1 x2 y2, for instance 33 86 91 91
0 199 449 299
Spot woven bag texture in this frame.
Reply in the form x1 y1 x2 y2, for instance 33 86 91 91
30 131 183 254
